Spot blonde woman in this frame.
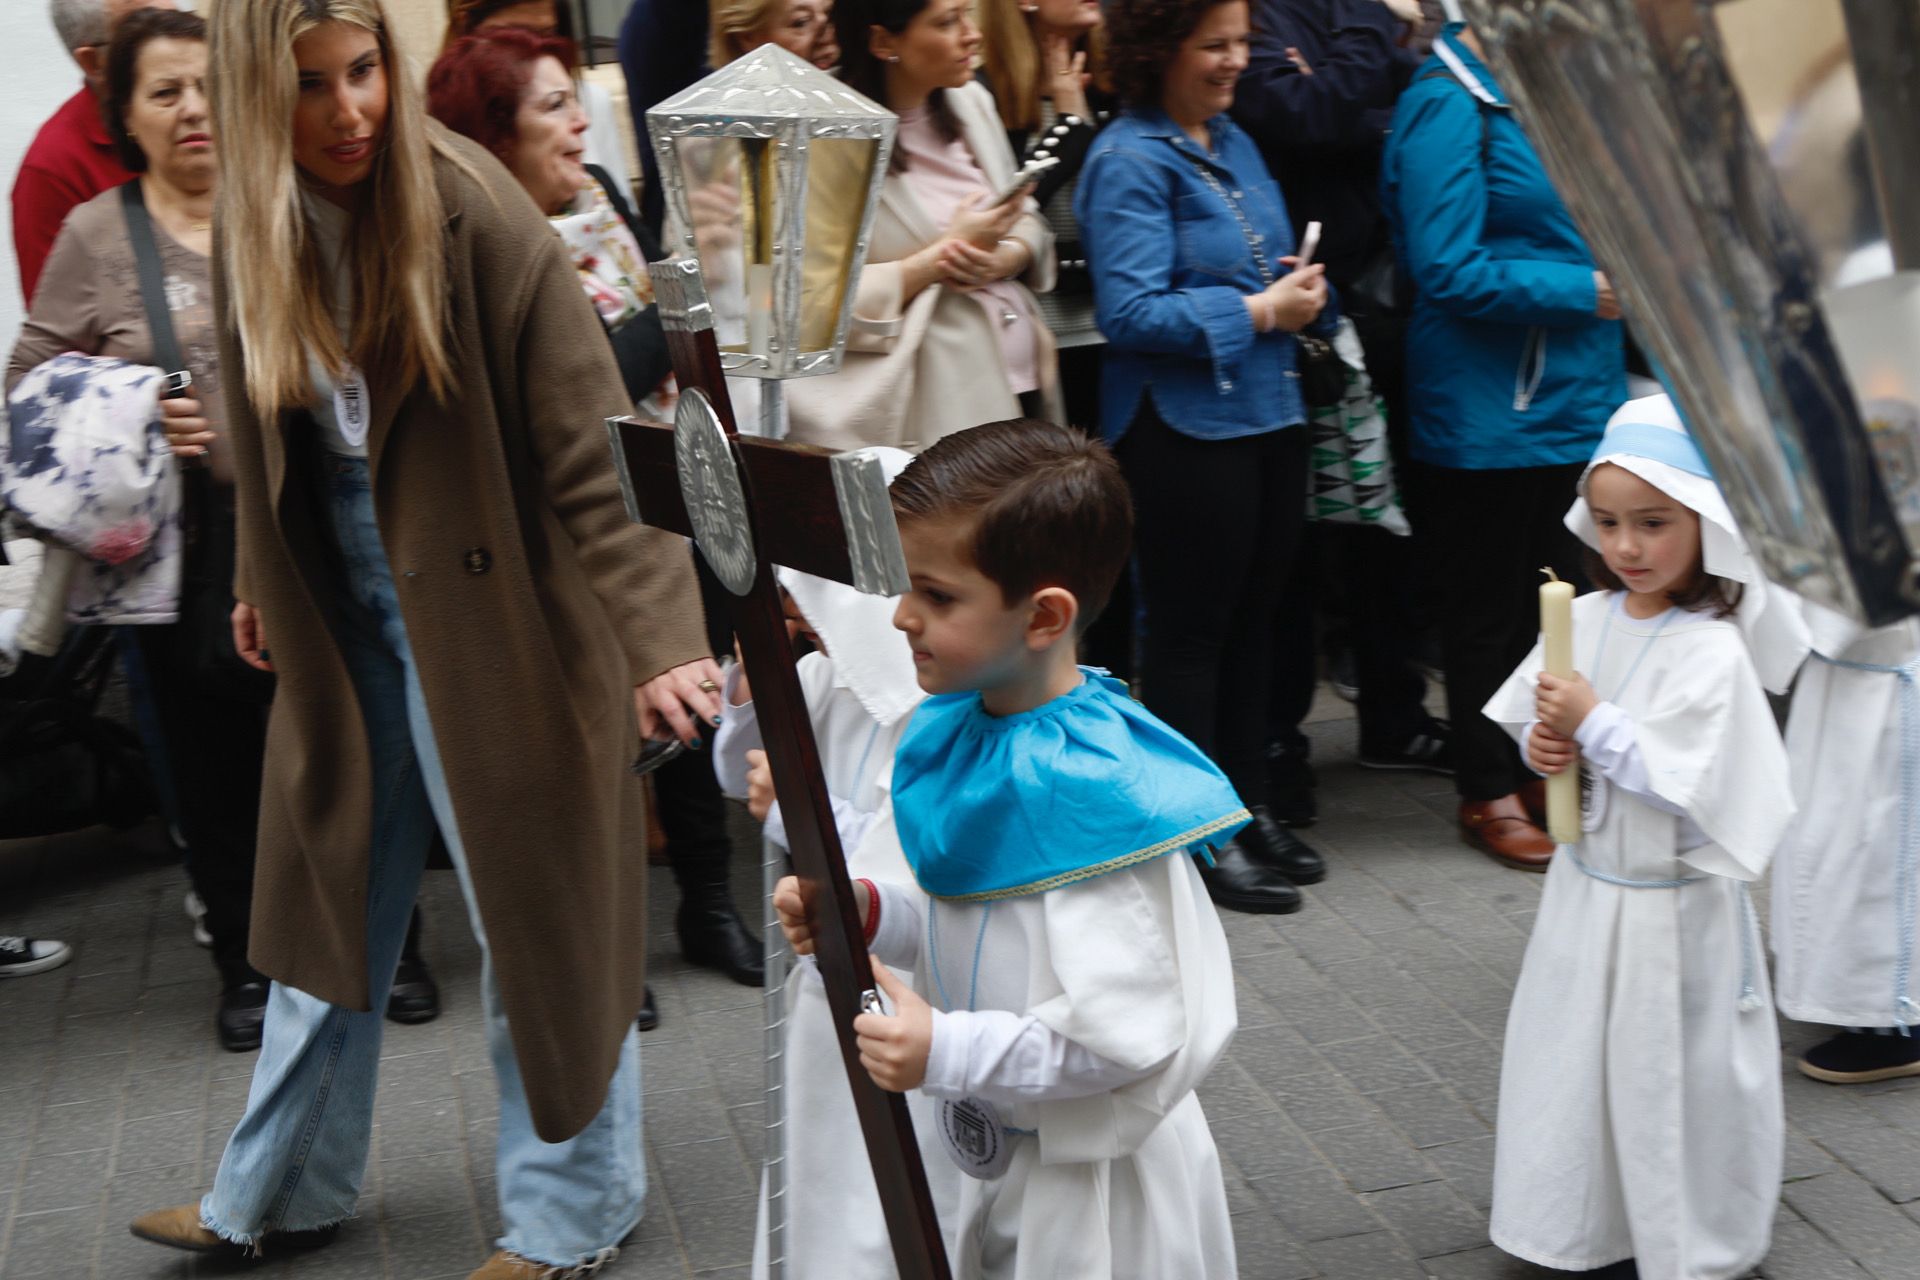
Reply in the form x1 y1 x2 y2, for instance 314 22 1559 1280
127 3 721 1277
709 0 840 69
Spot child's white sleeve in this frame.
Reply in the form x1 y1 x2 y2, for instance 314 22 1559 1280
710 663 760 800
868 879 924 969
763 794 876 858
1575 703 1689 816
923 1010 1157 1104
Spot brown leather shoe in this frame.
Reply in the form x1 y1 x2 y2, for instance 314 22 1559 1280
1459 795 1556 871
1517 777 1548 825
129 1205 233 1254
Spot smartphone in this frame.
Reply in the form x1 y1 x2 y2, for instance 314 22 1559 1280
1296 221 1323 270
630 736 689 777
989 155 1059 207
163 369 209 471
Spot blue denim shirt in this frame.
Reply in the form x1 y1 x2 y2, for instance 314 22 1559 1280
1076 108 1334 444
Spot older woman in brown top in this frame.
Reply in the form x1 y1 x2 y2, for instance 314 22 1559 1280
5 6 439 1052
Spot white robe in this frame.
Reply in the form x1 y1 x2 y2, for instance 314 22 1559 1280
1484 592 1795 1279
1771 610 1920 1028
715 656 955 1280
868 853 1238 1280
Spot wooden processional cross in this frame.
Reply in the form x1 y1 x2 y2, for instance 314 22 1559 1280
608 259 951 1280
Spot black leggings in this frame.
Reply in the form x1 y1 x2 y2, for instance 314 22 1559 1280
1119 402 1309 808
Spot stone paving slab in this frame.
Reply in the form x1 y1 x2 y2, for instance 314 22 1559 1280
5 715 1919 1278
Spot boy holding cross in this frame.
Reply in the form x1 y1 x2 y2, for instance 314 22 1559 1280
776 418 1242 1277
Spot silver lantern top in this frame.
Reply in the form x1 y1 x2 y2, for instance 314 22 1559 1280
647 44 897 383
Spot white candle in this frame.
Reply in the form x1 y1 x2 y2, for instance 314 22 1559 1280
1539 568 1581 845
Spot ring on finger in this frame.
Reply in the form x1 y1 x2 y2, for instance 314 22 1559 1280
697 679 719 693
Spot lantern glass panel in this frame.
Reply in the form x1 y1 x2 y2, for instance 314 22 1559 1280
672 134 780 359
798 137 879 352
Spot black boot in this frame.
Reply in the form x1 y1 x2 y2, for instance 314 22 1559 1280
1238 806 1326 885
1196 842 1303 915
636 985 659 1032
658 747 765 986
217 980 268 1052
386 906 440 1025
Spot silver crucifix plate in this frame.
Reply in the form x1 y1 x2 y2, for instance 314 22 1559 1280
673 390 758 596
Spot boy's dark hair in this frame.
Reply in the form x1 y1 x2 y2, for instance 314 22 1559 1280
890 418 1133 631
104 8 210 173
1583 548 1745 619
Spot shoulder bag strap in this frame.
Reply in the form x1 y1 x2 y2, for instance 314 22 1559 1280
119 180 186 378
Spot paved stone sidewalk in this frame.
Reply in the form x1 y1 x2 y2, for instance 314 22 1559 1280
5 716 1918 1279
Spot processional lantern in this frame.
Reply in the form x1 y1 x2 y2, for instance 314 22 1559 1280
1463 0 1920 626
648 42 897 434
615 47 949 1280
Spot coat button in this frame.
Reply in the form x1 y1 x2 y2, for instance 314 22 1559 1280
1220 379 1235 392
464 547 492 575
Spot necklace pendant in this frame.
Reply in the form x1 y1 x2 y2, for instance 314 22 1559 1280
938 1096 1014 1180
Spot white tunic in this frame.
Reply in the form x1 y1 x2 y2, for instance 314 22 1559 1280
1484 592 1795 1280
868 853 1238 1280
1771 610 1920 1028
716 657 954 1280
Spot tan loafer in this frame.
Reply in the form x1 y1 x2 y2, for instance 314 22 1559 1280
468 1247 619 1279
129 1204 230 1254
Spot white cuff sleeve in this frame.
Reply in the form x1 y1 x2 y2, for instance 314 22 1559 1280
922 1008 1153 1105
1574 701 1688 819
710 663 761 800
762 793 873 858
868 880 922 969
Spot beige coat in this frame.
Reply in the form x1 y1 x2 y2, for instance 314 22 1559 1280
220 130 708 1142
785 80 1059 452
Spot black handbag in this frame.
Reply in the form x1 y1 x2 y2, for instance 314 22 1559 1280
121 182 275 705
1294 331 1349 410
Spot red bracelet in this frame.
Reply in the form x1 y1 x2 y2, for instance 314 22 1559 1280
856 878 880 942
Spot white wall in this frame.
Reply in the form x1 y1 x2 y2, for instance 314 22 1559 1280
0 4 83 356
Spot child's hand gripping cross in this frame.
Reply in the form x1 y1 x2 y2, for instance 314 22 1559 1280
1529 671 1599 776
774 875 935 1093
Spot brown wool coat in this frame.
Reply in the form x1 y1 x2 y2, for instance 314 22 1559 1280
218 130 708 1142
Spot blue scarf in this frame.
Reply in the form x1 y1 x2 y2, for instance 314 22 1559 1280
893 669 1250 902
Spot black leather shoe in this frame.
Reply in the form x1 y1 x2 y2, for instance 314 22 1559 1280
636 985 659 1032
1195 842 1303 915
678 894 765 986
1238 806 1327 885
386 955 441 1025
217 981 268 1053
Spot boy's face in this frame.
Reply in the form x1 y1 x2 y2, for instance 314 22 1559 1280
892 517 1034 696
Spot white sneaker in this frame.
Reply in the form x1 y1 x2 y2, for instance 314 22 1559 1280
184 892 212 948
0 936 73 977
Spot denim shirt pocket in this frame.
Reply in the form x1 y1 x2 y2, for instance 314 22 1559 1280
1174 191 1252 283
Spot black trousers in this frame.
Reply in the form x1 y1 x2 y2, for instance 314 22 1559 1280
131 622 267 990
1270 521 1430 753
1410 460 1588 802
1119 403 1309 808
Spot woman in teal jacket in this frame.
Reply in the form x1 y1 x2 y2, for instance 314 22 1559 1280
1382 20 1624 870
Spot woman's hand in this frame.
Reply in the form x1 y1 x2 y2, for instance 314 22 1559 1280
1535 670 1599 737
231 601 273 673
1528 722 1578 776
687 178 742 264
939 236 1028 289
1593 271 1621 321
159 394 214 460
1040 31 1090 120
946 190 1028 250
634 656 726 745
1260 259 1328 332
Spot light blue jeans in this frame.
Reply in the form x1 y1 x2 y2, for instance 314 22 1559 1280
201 455 644 1267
